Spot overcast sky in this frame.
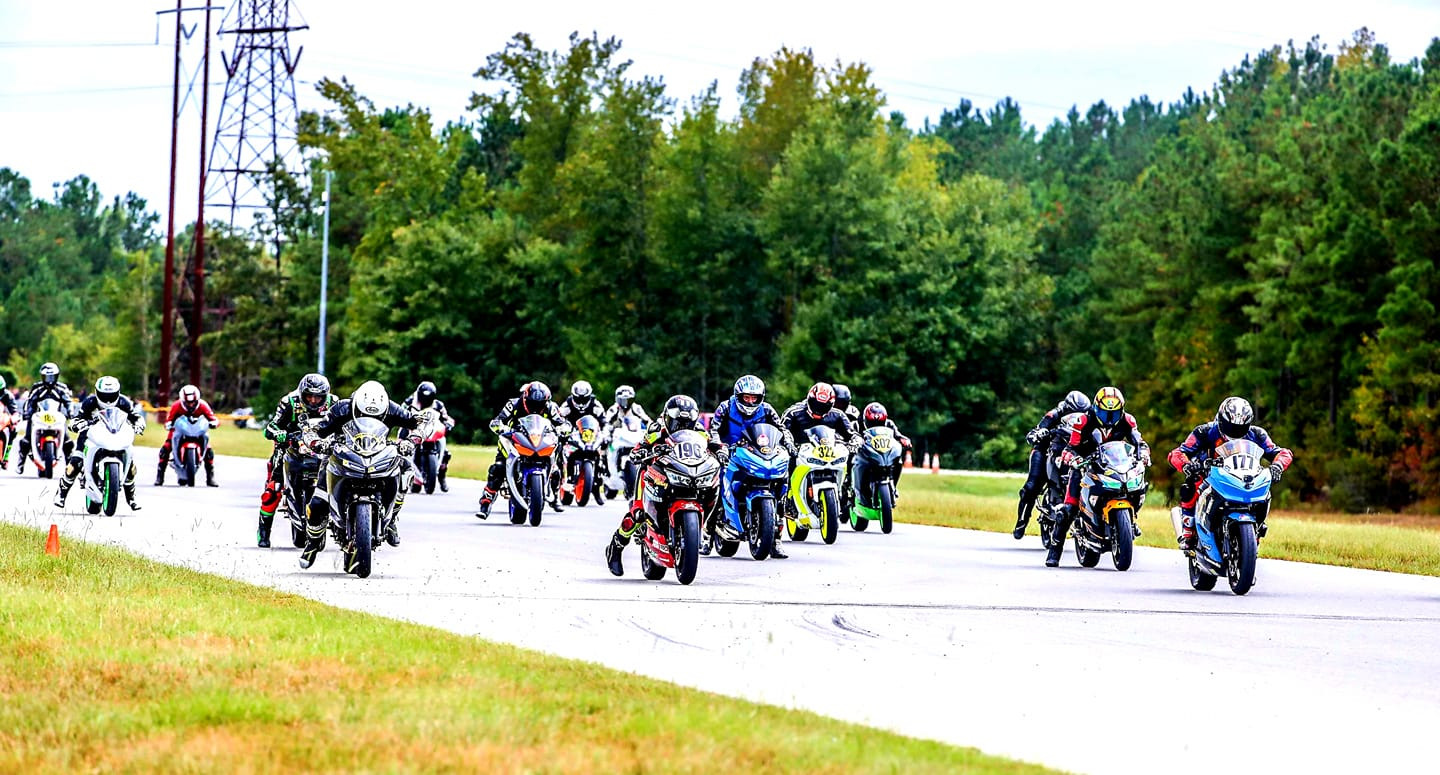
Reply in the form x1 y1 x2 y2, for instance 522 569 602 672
2 0 1437 221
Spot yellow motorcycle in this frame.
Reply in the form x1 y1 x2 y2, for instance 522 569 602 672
785 426 849 544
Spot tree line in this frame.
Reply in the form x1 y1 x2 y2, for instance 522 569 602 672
2 29 1437 511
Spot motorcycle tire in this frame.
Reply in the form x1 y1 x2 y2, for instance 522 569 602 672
748 498 776 560
594 482 606 505
577 461 594 507
1189 556 1218 591
787 509 809 542
1074 532 1101 568
85 498 100 515
640 540 667 580
820 489 839 544
527 470 545 527
40 445 54 479
182 448 198 487
879 482 895 534
421 453 438 495
675 509 701 585
623 461 637 501
1227 522 1258 595
291 519 306 548
349 501 373 579
1111 508 1135 571
717 538 740 557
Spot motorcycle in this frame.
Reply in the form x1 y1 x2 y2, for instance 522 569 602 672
561 414 606 507
168 414 213 487
281 420 325 548
498 414 560 526
1027 411 1086 549
0 404 14 467
410 407 447 495
636 429 721 585
714 422 789 560
605 414 646 501
1069 439 1147 571
786 425 848 544
79 408 138 517
1170 438 1272 595
849 425 902 533
28 397 67 479
314 417 405 578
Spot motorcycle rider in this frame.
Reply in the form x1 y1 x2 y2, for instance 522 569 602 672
1047 386 1152 567
402 380 457 492
1014 390 1093 539
557 380 606 500
832 384 861 426
154 384 220 487
780 382 860 524
602 384 652 428
297 381 421 569
54 376 146 511
858 402 912 485
475 381 571 518
257 373 336 548
0 375 19 469
17 362 74 474
1167 396 1293 549
709 374 795 558
605 394 725 576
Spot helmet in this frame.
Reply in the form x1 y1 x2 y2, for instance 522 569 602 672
298 373 330 413
662 395 700 435
862 402 888 429
40 362 59 385
1093 386 1126 429
352 381 389 418
805 382 836 418
732 375 765 417
614 384 635 410
179 384 201 412
1061 390 1092 416
521 381 551 414
1216 396 1255 440
570 380 594 410
95 376 121 409
415 380 437 408
833 384 852 412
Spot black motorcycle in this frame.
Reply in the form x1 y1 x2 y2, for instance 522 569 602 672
315 417 405 578
635 430 721 585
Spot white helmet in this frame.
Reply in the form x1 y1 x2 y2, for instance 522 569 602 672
352 381 389 418
95 376 121 409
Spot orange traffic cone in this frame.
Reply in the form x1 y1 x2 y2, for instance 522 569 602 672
45 524 60 556
931 453 940 474
921 452 930 469
903 449 914 469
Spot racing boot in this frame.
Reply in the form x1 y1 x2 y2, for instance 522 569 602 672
385 516 401 547
204 460 217 487
53 458 80 507
549 494 565 513
257 514 273 548
770 531 789 560
1177 508 1196 549
1013 490 1034 539
475 486 497 519
125 482 142 512
438 462 449 492
155 461 166 487
298 532 326 569
605 530 629 576
1046 505 1074 567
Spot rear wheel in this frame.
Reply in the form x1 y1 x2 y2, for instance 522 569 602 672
1227 522 1258 595
102 465 119 516
351 501 373 578
640 537 667 580
577 461 594 507
820 488 839 545
787 504 809 542
1075 531 1101 568
420 452 438 494
675 510 701 585
717 538 740 557
1111 508 1135 571
748 498 776 560
527 470 545 527
879 482 895 534
1189 556 1218 591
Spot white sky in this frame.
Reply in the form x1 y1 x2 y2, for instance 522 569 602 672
1 0 1437 219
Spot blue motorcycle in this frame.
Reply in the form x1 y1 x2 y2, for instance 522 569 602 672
713 422 789 560
1170 438 1271 595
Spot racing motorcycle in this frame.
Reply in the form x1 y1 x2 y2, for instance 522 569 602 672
167 414 213 487
849 425 902 533
1170 438 1272 595
1069 439 1147 571
635 429 721 585
498 414 560 526
312 418 405 579
714 422 788 560
281 420 325 548
28 397 67 478
605 414 646 501
410 407 447 494
1026 411 1086 549
561 414 606 507
79 408 138 517
786 425 848 544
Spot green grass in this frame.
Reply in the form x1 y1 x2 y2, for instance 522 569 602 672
0 522 1052 774
902 474 1440 577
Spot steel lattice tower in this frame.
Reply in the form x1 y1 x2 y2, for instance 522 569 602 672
205 0 307 230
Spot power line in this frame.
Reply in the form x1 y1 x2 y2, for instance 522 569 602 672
0 40 154 49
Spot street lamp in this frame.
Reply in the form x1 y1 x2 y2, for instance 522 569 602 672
317 169 332 375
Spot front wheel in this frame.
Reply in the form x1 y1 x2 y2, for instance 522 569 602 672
527 470 546 526
674 510 701 585
820 488 839 545
878 482 895 534
1111 508 1135 571
1227 522 1258 595
350 501 373 578
39 444 55 479
102 464 119 516
748 498 776 560
419 452 438 494
577 460 595 507
182 448 198 486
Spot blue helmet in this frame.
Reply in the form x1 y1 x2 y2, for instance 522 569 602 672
733 375 765 417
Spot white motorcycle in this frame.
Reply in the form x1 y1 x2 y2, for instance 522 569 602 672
79 408 139 516
28 397 68 478
604 414 647 501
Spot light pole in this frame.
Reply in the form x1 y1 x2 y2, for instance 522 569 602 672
317 169 332 375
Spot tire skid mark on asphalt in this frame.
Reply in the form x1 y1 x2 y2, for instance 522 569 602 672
626 617 708 651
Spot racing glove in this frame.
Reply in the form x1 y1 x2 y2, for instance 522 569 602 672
1268 462 1285 482
1182 460 1205 482
1025 427 1050 446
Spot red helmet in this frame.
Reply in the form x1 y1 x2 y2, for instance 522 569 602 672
805 382 836 418
180 384 201 412
521 381 551 415
862 401 888 429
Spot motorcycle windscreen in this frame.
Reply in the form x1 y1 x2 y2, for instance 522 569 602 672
668 430 710 465
343 417 391 456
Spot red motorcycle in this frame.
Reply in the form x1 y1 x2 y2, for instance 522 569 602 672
636 430 722 585
410 407 448 494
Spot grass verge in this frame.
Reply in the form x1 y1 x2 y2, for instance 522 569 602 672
0 522 1051 774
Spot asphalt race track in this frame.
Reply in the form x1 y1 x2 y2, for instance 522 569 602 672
5 453 1437 774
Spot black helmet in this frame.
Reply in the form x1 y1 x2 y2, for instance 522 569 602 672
662 395 700 435
833 384 852 412
416 380 437 408
1216 396 1254 440
522 381 551 414
806 382 836 418
614 384 635 410
299 373 330 413
40 362 59 385
733 375 765 417
1061 390 1091 416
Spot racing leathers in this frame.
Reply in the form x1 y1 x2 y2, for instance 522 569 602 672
1046 411 1150 565
402 393 456 491
257 391 337 547
298 399 421 567
602 399 652 430
557 395 606 497
1167 423 1293 548
1016 400 1085 536
155 400 219 486
710 397 794 558
55 394 146 509
18 381 74 473
0 389 18 468
476 397 571 517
